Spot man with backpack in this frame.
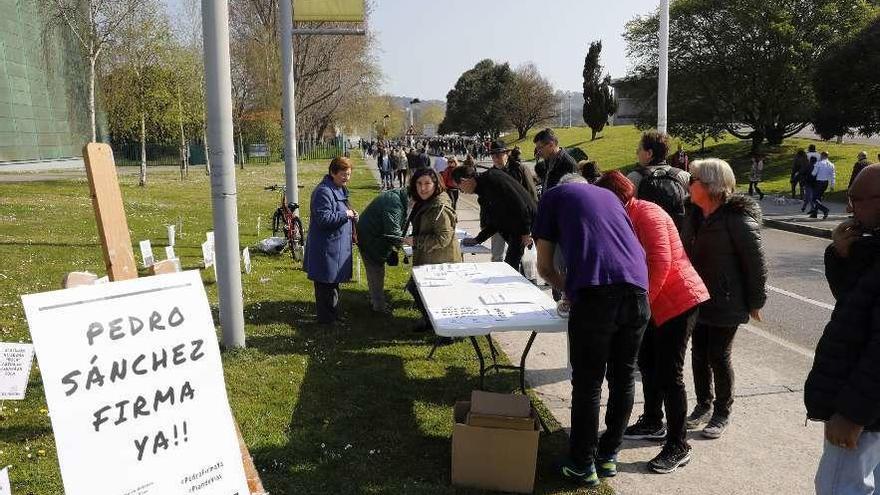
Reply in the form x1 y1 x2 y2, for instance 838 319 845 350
627 131 690 230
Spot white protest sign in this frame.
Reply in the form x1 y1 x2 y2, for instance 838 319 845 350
165 246 175 261
0 343 34 400
201 241 214 269
21 271 249 495
0 467 9 495
242 247 251 274
166 225 176 247
139 240 155 268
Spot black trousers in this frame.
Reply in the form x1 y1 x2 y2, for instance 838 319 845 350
569 284 650 465
748 181 763 197
691 322 738 418
638 308 698 448
313 281 340 324
501 233 525 272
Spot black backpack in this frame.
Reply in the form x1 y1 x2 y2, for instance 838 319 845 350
637 167 689 230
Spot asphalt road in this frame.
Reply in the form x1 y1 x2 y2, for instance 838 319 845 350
748 227 833 353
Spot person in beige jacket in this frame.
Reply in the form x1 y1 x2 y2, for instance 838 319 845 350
404 168 460 332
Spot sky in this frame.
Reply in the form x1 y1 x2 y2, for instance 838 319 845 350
370 0 662 100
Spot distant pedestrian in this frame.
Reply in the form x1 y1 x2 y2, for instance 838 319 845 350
805 164 880 495
792 150 809 199
748 153 765 200
849 151 870 188
681 158 768 439
809 152 835 219
669 144 689 172
534 128 578 193
441 157 460 210
303 157 357 325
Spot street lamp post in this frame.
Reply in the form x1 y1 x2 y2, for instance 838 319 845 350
568 91 573 128
658 0 670 133
382 114 389 142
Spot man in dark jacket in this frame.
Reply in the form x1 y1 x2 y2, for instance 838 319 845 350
452 164 536 270
805 165 880 495
534 128 578 194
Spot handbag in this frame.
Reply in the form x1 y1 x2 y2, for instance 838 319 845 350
386 250 400 266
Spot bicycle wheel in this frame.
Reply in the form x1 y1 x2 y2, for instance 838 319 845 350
290 216 305 261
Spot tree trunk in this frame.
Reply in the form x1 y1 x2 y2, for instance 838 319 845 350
590 127 597 141
517 127 527 140
238 129 245 170
139 113 147 187
89 56 97 142
177 91 188 180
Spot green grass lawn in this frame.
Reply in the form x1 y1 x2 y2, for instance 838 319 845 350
0 158 612 494
505 125 875 203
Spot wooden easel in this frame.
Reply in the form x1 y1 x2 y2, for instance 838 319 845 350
64 143 267 494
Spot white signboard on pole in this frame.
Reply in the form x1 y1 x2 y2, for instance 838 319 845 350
242 247 251 274
139 240 155 268
20 271 249 495
0 343 34 400
0 467 9 495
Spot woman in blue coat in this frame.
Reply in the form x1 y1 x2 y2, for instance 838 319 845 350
303 157 357 324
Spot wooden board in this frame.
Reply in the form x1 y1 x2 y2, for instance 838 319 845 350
83 143 137 281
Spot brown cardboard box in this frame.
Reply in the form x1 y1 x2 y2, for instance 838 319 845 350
466 411 537 431
452 401 539 494
471 390 531 418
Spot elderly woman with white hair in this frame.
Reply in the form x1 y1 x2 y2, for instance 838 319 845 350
680 158 768 440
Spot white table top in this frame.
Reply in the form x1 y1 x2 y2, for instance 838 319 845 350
412 261 566 337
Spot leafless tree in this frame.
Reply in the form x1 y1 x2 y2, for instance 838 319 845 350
506 63 558 140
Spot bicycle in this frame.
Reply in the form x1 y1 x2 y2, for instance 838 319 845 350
264 184 305 261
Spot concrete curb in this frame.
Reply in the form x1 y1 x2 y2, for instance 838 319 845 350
763 218 833 239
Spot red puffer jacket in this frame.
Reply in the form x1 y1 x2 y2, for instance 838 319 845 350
627 199 709 326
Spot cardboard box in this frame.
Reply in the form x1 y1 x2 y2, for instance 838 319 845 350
452 401 539 494
470 390 531 418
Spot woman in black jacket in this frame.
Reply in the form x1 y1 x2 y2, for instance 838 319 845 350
680 158 768 439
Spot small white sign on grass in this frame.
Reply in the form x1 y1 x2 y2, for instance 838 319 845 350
21 271 250 495
0 467 10 495
242 247 251 274
0 343 34 400
201 241 214 268
165 246 175 261
166 225 176 247
139 240 155 268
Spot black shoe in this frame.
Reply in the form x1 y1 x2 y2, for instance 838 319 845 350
809 212 818 219
759 192 765 200
623 416 667 441
702 415 729 439
686 405 712 429
822 210 829 220
648 444 692 474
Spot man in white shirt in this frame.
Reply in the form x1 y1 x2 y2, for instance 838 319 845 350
810 151 835 218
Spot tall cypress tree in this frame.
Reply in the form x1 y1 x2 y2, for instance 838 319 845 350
582 41 617 140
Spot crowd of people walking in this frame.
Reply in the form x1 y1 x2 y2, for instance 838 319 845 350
306 128 880 493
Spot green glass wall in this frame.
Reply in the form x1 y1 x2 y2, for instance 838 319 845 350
0 0 90 162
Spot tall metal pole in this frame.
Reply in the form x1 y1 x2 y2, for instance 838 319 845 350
201 0 245 348
658 0 670 133
280 0 299 204
568 92 572 128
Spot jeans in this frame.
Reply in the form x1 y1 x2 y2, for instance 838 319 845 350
568 284 650 465
313 281 340 324
810 180 830 216
815 432 880 495
691 323 738 418
803 182 816 211
637 308 698 448
362 257 386 311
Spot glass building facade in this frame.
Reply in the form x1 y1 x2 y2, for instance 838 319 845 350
0 0 91 162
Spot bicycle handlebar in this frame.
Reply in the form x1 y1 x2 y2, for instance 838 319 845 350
264 184 285 191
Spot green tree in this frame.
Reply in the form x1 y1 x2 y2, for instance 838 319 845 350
440 59 513 138
813 16 880 139
625 0 876 151
506 63 557 140
582 41 617 141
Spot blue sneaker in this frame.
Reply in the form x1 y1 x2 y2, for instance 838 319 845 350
596 454 618 478
556 457 599 487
